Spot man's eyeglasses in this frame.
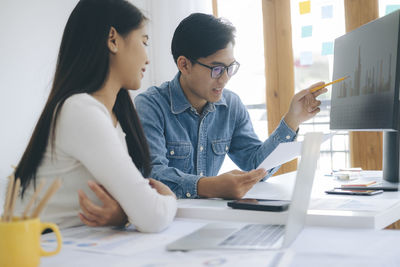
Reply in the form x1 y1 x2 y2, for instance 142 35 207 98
192 59 240 79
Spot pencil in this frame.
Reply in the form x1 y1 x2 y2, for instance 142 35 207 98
7 178 20 222
22 179 46 219
31 178 62 218
2 175 15 221
310 76 349 93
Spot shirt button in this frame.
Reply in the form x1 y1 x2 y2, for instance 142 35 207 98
286 135 291 140
200 172 204 176
199 146 204 152
170 150 175 155
225 145 229 151
186 192 191 198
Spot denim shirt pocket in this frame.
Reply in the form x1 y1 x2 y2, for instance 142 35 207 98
211 139 231 172
166 142 192 172
212 139 231 155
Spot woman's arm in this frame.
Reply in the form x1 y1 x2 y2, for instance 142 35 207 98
78 180 128 227
57 95 177 232
78 179 176 227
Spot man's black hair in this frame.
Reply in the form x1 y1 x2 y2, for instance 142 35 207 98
171 13 236 64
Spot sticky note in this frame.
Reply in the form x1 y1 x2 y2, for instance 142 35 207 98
301 25 312 38
299 1 311 15
321 42 334 55
386 5 400 15
300 51 313 66
321 5 333 18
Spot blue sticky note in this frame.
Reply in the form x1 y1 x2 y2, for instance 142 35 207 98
386 5 400 15
300 51 313 66
301 25 312 38
321 42 334 55
321 5 333 19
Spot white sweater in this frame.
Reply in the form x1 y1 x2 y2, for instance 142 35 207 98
16 93 177 232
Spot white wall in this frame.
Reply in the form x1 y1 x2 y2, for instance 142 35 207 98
0 0 211 179
0 0 79 179
132 0 213 95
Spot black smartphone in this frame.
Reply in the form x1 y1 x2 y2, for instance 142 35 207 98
325 188 384 196
227 198 290 212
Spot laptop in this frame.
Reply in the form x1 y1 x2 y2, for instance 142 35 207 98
167 132 323 251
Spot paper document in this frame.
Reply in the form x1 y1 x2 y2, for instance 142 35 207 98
41 220 205 256
129 250 293 267
257 133 333 171
309 198 399 211
41 219 293 267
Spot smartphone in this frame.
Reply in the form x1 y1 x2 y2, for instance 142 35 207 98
227 198 290 212
325 188 384 196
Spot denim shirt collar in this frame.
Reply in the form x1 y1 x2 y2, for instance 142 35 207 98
169 72 227 115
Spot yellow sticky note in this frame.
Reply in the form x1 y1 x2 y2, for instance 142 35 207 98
299 1 311 14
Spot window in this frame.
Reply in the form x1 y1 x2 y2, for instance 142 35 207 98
380 0 400 17
291 0 348 170
216 0 400 174
217 0 266 173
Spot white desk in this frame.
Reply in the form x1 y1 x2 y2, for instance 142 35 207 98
41 218 400 267
39 171 400 266
177 171 400 229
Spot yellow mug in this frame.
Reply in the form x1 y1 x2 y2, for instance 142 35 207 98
0 217 62 267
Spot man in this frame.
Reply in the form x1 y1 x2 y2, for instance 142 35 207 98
78 13 326 227
134 13 326 199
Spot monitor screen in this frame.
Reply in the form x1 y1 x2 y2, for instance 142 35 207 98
330 10 400 131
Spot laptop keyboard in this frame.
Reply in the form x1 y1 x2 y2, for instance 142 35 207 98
218 224 284 247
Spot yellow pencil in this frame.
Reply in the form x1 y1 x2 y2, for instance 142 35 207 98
310 76 349 93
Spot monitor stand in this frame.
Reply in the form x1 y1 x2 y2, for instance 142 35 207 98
383 131 400 183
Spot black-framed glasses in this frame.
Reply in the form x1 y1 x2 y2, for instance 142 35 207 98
192 59 240 79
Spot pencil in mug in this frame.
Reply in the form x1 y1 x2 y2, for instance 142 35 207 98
2 175 15 221
3 166 18 221
31 178 62 218
22 179 46 219
310 76 349 93
7 178 21 222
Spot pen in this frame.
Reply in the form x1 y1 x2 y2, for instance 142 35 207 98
335 186 398 192
310 76 349 93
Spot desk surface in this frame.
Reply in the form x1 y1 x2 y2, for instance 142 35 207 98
40 171 400 266
177 171 400 229
41 218 400 267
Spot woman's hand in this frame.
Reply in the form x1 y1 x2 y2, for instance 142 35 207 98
284 82 328 131
78 179 176 227
78 180 128 227
148 178 176 199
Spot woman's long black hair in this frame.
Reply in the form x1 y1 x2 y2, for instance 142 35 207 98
15 0 152 197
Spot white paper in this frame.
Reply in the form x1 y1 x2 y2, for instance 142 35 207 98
291 227 400 266
123 250 293 267
41 220 206 256
257 133 334 171
309 198 399 211
41 219 293 267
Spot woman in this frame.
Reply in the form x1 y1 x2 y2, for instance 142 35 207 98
14 0 177 232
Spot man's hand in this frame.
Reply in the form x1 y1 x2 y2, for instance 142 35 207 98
197 169 268 199
284 82 328 131
78 180 127 227
148 178 177 199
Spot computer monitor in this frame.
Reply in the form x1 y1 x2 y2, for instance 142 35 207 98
330 10 400 183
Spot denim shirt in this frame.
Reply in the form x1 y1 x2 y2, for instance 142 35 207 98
135 73 297 199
